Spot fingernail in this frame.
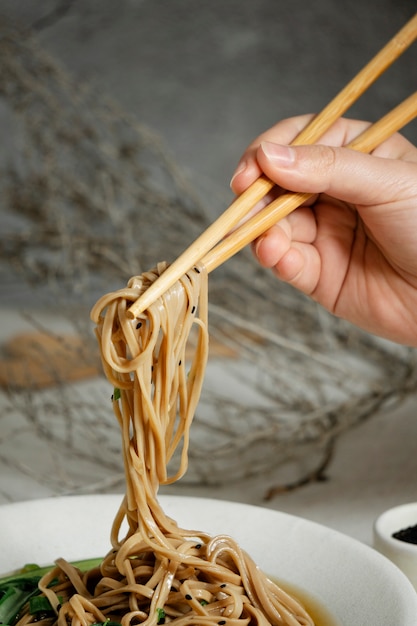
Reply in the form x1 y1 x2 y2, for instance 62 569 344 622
229 160 247 188
254 236 265 258
260 142 295 166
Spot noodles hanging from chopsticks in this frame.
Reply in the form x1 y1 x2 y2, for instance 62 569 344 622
14 262 314 626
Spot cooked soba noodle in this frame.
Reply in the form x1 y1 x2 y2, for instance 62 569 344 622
15 262 315 626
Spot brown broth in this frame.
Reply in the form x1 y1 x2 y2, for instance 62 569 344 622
274 578 341 626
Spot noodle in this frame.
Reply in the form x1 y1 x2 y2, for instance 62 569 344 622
14 262 315 626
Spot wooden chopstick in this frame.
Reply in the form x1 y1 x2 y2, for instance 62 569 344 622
128 13 417 318
201 90 417 273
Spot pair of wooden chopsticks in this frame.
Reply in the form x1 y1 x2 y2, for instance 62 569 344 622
128 12 417 319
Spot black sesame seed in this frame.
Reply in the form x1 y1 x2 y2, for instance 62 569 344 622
219 621 226 625
185 594 192 600
191 306 196 314
194 543 202 549
193 267 200 273
220 583 226 588
36 613 51 621
178 360 182 366
393 525 417 544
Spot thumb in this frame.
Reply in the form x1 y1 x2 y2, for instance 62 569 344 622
257 141 413 207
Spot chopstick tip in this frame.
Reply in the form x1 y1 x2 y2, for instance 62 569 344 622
127 299 143 319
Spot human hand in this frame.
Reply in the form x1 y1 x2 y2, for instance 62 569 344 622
230 115 417 346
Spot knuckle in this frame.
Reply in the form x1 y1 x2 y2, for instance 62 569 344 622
316 144 338 171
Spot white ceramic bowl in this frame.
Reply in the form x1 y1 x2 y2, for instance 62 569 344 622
374 501 417 590
2 495 417 625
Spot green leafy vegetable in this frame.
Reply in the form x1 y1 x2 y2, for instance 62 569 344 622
29 594 63 615
0 579 40 626
156 607 166 624
0 558 102 626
